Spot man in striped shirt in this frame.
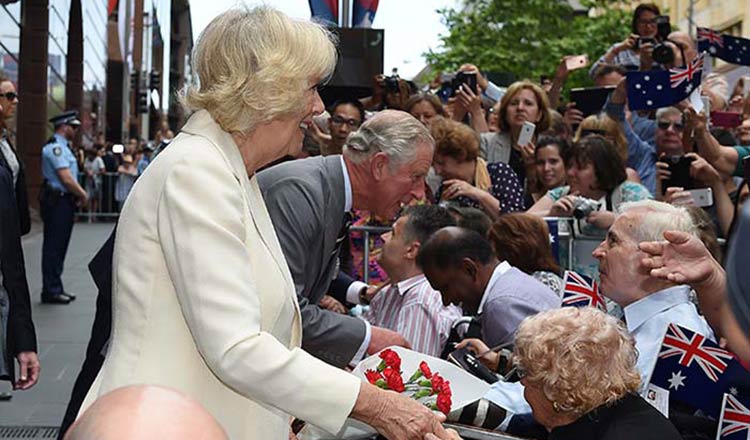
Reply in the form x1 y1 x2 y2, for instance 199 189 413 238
361 205 462 357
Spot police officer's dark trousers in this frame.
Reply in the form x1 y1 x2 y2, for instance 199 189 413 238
41 192 75 296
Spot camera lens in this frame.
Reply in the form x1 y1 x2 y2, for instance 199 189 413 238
573 208 586 220
652 43 674 65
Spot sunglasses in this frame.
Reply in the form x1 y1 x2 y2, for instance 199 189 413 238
331 114 361 128
1 92 17 101
657 120 685 131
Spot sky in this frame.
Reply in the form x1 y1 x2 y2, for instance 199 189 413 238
190 0 458 79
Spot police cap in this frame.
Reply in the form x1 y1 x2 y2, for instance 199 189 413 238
49 110 81 128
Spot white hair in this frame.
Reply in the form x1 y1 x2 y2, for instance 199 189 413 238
655 106 681 121
617 200 699 243
343 110 434 170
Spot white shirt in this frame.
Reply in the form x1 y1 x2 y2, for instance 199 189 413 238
339 156 371 365
624 284 715 390
0 134 19 187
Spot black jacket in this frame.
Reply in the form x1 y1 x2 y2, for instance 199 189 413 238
549 394 682 440
0 156 36 383
0 137 30 235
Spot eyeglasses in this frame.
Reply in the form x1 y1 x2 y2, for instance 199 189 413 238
657 120 685 131
1 92 17 101
637 18 657 26
331 114 361 128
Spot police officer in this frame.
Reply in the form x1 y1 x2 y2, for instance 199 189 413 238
40 111 88 304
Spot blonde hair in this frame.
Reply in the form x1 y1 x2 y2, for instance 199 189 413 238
514 307 641 415
183 7 337 134
574 114 628 163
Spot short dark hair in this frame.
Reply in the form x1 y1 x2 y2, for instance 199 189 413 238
329 98 366 123
535 135 570 159
416 227 494 271
631 3 661 34
447 206 492 237
565 135 627 193
401 205 456 245
592 64 627 82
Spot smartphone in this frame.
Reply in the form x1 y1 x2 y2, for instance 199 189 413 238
452 71 478 95
743 77 750 97
565 55 589 71
447 347 499 384
660 155 695 194
711 111 743 128
569 86 616 117
687 188 714 207
517 121 536 147
701 95 711 116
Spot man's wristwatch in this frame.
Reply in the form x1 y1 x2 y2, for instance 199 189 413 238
358 286 370 305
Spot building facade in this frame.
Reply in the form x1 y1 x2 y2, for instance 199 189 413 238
0 0 192 208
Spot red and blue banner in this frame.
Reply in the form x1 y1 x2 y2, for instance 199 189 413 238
353 0 379 28
309 0 338 26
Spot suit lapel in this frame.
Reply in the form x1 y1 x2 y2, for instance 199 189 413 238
180 111 302 336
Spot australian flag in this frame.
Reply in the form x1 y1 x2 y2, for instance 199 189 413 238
545 219 560 266
697 27 750 66
309 0 338 26
718 393 750 440
648 323 750 417
626 53 705 111
560 271 607 312
353 0 379 28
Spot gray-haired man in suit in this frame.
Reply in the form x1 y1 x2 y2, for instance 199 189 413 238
257 109 434 367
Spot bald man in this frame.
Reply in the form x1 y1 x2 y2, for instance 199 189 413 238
417 226 559 348
64 385 227 440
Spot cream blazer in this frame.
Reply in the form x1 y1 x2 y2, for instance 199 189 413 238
79 110 361 438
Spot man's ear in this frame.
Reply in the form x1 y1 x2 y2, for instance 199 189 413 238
405 241 420 260
461 257 478 280
370 152 390 182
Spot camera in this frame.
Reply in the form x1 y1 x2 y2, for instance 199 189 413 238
573 197 601 219
651 16 675 65
384 69 400 93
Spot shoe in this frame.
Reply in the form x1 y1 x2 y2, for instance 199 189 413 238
0 391 11 401
62 292 77 301
41 294 71 304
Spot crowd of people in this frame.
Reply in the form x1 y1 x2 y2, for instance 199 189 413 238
0 2 749 440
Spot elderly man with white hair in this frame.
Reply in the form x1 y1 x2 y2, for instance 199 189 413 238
592 199 715 384
484 200 716 437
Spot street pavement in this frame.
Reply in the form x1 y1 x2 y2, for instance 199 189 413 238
1 221 114 428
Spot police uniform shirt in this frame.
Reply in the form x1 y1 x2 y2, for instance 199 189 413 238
42 133 78 193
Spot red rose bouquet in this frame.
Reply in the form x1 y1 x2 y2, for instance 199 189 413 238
364 349 452 415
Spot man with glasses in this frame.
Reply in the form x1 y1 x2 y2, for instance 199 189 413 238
322 98 365 156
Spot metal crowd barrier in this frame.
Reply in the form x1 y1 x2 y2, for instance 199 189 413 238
348 225 392 284
75 171 122 220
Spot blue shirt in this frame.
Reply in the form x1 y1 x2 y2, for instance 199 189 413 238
605 99 657 194
41 133 78 192
137 156 150 176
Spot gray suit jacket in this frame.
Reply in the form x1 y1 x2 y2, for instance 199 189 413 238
257 155 366 367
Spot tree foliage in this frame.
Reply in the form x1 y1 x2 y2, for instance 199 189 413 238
424 0 634 90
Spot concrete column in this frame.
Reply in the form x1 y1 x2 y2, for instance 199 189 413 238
17 0 49 208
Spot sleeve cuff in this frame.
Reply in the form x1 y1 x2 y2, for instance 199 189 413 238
346 281 368 305
349 319 371 366
483 81 504 102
